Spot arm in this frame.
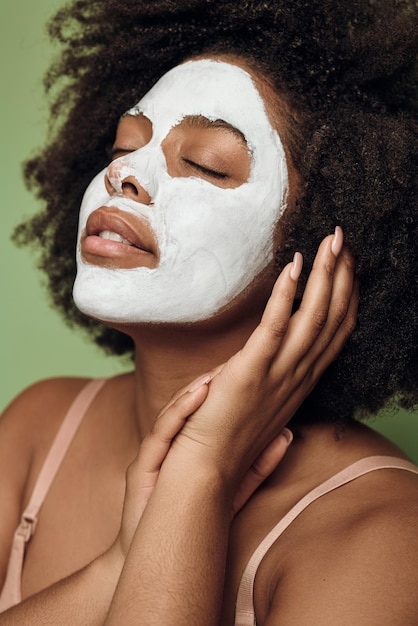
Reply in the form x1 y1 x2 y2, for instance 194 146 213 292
0 380 125 625
105 231 359 625
0 552 121 626
0 379 213 624
108 455 230 625
106 394 292 626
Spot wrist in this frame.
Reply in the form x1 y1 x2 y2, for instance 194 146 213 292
160 443 234 507
169 432 246 495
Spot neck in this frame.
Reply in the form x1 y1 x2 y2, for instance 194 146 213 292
265 418 405 493
124 313 261 439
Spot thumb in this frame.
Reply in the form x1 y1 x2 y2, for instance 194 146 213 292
232 428 293 517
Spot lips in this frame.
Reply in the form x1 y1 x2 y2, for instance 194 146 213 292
81 206 159 269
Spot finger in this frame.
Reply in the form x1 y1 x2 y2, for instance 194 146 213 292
307 275 359 382
126 382 210 520
231 429 293 517
300 248 357 367
139 382 210 473
159 364 224 412
240 229 340 377
311 246 358 359
266 228 345 378
266 278 359 423
285 228 344 358
238 252 303 368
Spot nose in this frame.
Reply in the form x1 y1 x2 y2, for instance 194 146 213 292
105 164 152 205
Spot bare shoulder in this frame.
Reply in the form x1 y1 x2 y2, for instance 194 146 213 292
0 374 96 462
0 377 93 584
264 466 418 625
0 376 93 428
0 375 106 501
0 376 96 470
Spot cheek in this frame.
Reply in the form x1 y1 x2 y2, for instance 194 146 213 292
156 178 277 272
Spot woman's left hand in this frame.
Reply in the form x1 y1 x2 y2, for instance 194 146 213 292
167 229 358 498
104 229 358 626
120 228 358 547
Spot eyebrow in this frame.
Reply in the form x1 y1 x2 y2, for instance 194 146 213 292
178 115 248 145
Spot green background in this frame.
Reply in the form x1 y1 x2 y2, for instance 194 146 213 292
1 0 417 461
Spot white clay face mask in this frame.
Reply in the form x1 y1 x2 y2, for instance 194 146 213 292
73 59 289 324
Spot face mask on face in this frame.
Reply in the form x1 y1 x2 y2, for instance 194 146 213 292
73 59 288 324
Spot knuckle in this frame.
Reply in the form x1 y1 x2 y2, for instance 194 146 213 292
322 259 335 279
332 300 349 326
146 418 168 444
257 319 289 352
344 311 358 336
278 283 297 303
267 322 289 343
310 308 328 331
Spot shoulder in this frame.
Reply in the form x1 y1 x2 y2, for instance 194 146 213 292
1 376 94 416
0 377 94 585
0 377 95 443
0 376 99 482
0 376 112 486
263 464 418 625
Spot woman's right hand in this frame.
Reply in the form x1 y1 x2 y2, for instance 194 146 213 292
113 380 209 560
111 370 292 563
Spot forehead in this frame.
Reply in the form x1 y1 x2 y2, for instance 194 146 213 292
127 59 274 145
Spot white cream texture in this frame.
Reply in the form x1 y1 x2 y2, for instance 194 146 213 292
73 60 288 323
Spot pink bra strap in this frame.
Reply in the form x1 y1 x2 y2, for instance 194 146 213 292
23 378 107 524
0 378 106 611
234 455 418 626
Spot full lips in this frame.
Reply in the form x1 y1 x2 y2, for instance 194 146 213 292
81 206 159 269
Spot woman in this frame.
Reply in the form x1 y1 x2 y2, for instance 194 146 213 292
1 0 417 624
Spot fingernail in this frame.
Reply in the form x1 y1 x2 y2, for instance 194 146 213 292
290 252 303 281
331 226 344 257
281 427 293 445
188 375 212 393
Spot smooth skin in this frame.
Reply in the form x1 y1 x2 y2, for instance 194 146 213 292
0 231 358 624
1 232 417 625
1 56 418 624
104 233 418 626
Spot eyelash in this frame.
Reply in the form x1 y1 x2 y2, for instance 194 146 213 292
182 158 228 179
109 147 132 161
106 146 228 181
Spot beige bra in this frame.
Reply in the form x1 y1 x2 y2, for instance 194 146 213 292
1 378 417 625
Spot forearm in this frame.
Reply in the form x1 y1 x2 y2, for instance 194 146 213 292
0 549 122 625
105 454 231 626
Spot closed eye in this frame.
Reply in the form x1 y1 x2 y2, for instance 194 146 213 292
109 146 135 161
181 158 228 180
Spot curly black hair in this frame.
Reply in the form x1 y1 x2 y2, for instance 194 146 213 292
14 0 418 425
